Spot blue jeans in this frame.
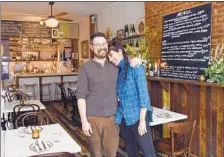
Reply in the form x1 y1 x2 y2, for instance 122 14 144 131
120 119 156 157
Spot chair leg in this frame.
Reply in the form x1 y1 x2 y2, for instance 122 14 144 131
33 86 36 99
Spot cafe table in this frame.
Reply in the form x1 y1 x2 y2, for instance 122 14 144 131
1 100 46 113
150 106 188 126
1 123 81 157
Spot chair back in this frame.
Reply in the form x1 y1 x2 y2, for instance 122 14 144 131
13 104 40 128
68 88 77 103
30 152 73 157
7 84 22 90
58 84 68 101
15 112 49 128
6 90 30 102
168 119 196 155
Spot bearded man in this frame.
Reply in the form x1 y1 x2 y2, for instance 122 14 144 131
76 32 139 157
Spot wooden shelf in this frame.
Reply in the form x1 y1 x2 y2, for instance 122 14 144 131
120 34 144 41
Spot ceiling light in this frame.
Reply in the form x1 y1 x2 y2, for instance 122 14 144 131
45 16 59 28
39 20 44 25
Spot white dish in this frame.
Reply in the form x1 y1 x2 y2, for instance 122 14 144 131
30 140 53 153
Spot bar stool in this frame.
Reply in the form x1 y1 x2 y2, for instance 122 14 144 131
40 82 52 101
67 81 77 92
54 82 63 102
23 83 36 99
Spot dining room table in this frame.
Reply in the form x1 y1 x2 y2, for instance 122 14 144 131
1 100 46 113
150 106 188 126
1 123 82 157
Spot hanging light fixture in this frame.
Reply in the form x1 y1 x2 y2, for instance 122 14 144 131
39 20 44 25
45 2 59 28
45 16 58 27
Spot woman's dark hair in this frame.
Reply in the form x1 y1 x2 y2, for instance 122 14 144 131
109 37 129 80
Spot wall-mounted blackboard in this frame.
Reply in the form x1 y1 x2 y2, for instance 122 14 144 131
1 20 51 38
160 3 212 80
22 21 51 38
1 20 22 38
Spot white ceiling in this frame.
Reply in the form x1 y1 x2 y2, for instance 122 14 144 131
1 2 116 22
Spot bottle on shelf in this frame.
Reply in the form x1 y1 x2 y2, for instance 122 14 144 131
149 64 154 76
129 24 132 36
154 62 158 77
124 25 128 38
135 39 139 51
132 24 136 35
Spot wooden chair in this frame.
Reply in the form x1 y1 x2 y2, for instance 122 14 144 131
30 152 74 157
15 112 49 128
7 84 22 91
153 119 197 157
13 104 40 129
68 88 80 124
58 84 69 115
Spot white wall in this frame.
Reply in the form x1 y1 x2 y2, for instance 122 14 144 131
97 2 145 36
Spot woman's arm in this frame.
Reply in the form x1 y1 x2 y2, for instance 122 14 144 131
133 65 151 136
138 108 147 136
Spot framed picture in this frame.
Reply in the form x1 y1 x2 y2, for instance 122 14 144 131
52 29 60 38
81 40 89 59
72 53 79 59
117 29 124 39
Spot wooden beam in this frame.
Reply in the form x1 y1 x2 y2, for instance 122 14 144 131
159 81 169 92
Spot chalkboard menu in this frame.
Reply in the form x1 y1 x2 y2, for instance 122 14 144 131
1 20 22 38
22 21 51 38
160 3 212 80
1 20 51 38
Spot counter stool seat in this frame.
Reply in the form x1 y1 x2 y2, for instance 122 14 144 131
54 82 63 102
23 84 36 100
40 82 52 101
67 81 77 87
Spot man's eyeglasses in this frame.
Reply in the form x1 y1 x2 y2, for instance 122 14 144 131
93 42 108 48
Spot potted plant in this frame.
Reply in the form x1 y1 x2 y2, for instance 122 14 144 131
125 26 158 74
205 43 224 84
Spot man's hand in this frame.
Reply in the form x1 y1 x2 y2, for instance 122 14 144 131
138 120 147 136
82 120 92 136
129 57 142 68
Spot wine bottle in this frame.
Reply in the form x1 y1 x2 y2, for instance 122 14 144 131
149 64 154 76
133 24 136 35
128 25 131 36
136 39 139 47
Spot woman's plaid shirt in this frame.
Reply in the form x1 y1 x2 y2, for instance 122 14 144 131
115 59 152 126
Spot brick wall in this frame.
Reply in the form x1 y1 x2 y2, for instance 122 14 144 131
145 2 224 60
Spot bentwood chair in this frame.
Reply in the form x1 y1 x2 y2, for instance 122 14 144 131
13 104 40 129
68 88 80 124
15 112 49 129
58 84 69 115
30 152 74 157
153 119 197 157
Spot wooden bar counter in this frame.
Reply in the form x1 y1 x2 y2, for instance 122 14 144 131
147 76 224 157
15 72 78 101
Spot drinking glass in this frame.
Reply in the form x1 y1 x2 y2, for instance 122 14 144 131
18 127 26 138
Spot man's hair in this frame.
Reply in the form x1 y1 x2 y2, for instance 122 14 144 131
90 32 106 44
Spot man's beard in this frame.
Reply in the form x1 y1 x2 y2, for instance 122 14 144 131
93 48 107 59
